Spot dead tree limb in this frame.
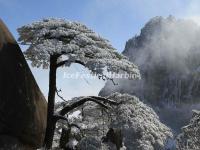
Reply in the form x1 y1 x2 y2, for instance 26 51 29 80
59 96 119 116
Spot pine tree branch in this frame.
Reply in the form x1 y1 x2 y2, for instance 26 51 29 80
56 88 68 102
53 114 69 123
59 97 115 116
56 59 85 68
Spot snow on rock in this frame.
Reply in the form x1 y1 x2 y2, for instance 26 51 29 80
176 110 200 150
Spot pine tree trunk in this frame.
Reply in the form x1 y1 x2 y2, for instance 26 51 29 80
44 55 57 149
59 128 71 149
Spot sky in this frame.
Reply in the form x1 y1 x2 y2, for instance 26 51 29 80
1 0 200 100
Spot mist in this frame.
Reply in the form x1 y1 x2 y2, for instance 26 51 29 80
136 16 200 69
99 16 200 133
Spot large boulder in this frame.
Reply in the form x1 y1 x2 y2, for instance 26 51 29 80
0 19 47 149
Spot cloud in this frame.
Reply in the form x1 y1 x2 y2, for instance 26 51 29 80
100 16 200 98
186 16 200 26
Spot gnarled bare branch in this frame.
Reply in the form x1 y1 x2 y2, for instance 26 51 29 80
59 96 118 116
57 59 85 68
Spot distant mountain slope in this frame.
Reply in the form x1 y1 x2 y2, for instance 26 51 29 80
99 16 200 133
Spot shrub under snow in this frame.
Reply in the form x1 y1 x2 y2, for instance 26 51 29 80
176 110 200 150
70 93 173 150
107 93 173 150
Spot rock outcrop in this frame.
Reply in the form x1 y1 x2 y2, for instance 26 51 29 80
0 19 47 149
99 16 200 133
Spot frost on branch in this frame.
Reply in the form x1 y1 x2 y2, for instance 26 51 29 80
107 93 173 150
54 93 173 150
77 137 102 150
17 18 140 78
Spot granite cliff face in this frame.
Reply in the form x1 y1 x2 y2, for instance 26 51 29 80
100 16 200 133
0 19 47 149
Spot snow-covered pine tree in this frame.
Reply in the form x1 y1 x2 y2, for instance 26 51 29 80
17 18 140 149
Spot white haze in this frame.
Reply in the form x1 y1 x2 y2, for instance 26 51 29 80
101 16 200 95
99 17 200 133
